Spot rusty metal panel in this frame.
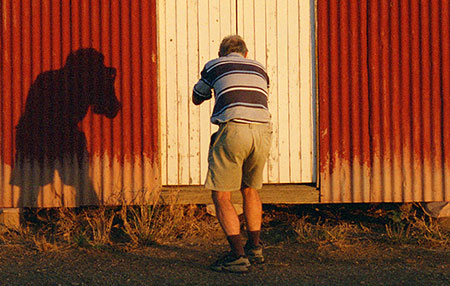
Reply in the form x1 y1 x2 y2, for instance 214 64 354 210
318 0 450 203
0 0 159 207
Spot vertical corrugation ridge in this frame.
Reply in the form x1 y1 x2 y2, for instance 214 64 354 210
329 0 339 201
403 0 410 201
0 1 3 204
412 0 423 201
441 0 450 201
128 0 135 192
1 0 10 205
317 0 330 202
137 0 144 190
390 0 401 201
0 0 3 204
421 0 432 201
430 0 443 201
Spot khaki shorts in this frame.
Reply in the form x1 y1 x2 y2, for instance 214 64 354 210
205 121 272 191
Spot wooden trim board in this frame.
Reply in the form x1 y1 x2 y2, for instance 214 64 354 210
160 184 319 205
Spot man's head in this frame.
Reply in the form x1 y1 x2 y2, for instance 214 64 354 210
218 35 248 57
65 48 105 69
64 48 121 118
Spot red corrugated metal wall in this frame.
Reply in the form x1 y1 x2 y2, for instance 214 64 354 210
0 0 159 207
318 0 450 203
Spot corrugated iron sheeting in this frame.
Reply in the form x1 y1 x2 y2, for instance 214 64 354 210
0 0 159 207
318 0 450 203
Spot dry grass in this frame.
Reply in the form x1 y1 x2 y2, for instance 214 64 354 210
385 222 413 244
292 216 358 246
53 207 83 244
120 203 215 246
0 203 449 252
0 198 219 251
0 225 61 252
264 203 450 250
31 233 60 252
84 207 116 247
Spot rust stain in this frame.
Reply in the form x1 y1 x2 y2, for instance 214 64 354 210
0 0 159 207
318 0 450 202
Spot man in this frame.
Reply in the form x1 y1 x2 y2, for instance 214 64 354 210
192 35 272 273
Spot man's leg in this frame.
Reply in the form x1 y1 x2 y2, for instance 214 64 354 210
210 191 251 272
211 191 244 257
241 186 262 246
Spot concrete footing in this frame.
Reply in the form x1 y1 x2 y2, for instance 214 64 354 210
423 202 450 218
0 208 22 228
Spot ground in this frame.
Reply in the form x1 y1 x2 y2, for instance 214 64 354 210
0 241 449 285
0 204 449 285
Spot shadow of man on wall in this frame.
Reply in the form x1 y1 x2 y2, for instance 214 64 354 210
10 48 121 207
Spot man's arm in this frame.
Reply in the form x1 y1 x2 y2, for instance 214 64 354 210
192 79 212 105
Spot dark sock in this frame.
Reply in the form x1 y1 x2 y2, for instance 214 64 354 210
247 230 261 247
227 234 244 257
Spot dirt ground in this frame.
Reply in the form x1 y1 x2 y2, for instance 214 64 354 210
1 204 449 285
0 236 449 285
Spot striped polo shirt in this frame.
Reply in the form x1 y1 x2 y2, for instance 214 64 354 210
193 53 271 124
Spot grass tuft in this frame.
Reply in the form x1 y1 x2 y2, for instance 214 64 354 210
31 233 59 252
84 207 116 247
292 216 357 247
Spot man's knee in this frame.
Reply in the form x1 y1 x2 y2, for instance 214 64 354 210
241 186 258 196
212 191 232 204
241 187 261 202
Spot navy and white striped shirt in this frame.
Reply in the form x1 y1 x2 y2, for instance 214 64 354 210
193 53 271 124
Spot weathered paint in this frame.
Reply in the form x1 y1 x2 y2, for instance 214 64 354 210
318 0 450 203
0 0 159 207
158 0 236 186
159 0 316 186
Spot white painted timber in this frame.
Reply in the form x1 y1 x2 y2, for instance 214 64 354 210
159 0 316 185
288 0 302 182
265 0 280 183
299 0 315 181
176 0 190 185
187 0 200 185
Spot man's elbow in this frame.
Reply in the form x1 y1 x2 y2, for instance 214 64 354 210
192 94 204 105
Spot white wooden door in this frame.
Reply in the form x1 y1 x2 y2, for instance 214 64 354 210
159 0 316 185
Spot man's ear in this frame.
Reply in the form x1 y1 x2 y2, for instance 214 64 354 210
244 51 248 58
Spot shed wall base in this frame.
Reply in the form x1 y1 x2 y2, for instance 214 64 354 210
160 184 319 204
